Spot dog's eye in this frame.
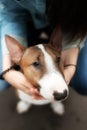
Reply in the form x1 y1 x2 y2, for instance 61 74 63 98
56 56 61 64
32 61 40 67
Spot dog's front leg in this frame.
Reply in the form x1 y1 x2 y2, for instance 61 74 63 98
51 101 65 115
16 100 31 114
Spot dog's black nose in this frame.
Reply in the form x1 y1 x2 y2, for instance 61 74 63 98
53 90 67 100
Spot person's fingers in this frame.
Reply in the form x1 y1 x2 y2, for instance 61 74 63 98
19 85 43 99
64 67 76 85
18 84 35 95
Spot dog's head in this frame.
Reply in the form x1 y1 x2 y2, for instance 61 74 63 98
5 35 69 101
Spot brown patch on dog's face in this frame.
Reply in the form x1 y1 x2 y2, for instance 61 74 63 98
19 46 46 87
43 44 64 77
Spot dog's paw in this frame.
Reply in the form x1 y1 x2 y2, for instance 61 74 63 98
16 101 31 114
51 102 65 115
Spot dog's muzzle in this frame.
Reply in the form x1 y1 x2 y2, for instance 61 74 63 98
53 89 68 101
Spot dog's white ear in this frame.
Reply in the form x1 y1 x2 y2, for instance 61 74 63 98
49 25 62 54
5 35 26 64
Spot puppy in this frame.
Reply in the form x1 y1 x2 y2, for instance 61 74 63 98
5 35 69 115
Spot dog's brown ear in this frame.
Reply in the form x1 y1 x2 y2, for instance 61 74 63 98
49 25 62 53
5 35 26 64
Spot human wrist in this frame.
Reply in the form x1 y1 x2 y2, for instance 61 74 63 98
1 64 20 80
64 66 76 85
64 64 77 68
3 69 16 81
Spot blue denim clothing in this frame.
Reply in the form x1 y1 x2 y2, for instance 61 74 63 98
0 0 48 54
70 39 87 95
0 0 48 29
0 42 9 91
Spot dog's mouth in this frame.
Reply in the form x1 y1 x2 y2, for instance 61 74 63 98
32 83 69 101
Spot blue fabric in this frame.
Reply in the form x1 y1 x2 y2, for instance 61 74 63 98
0 40 10 91
0 0 48 29
70 39 87 95
0 0 49 55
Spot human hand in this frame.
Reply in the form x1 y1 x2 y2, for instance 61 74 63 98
3 70 43 99
63 66 76 85
2 51 43 100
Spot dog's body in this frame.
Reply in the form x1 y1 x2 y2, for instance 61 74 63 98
5 35 69 115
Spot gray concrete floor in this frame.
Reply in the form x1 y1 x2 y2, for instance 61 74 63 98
0 87 87 130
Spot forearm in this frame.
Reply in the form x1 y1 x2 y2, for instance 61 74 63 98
2 53 18 83
2 54 12 71
61 48 79 66
61 48 79 84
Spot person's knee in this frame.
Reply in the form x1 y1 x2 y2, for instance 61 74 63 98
70 40 87 95
70 71 87 95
